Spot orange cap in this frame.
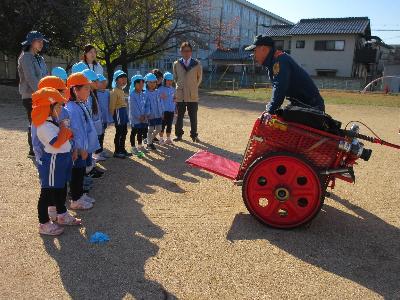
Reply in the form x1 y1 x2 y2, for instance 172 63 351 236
38 76 66 91
31 87 66 126
67 73 91 88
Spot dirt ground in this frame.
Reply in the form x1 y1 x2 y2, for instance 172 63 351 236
0 92 399 299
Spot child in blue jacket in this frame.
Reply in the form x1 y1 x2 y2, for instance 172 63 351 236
96 74 113 158
128 74 148 154
144 73 164 151
158 72 176 145
65 73 98 210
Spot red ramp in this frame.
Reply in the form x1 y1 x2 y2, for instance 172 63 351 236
185 150 240 180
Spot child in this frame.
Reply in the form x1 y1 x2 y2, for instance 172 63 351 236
158 72 176 145
128 74 148 154
65 73 97 210
96 74 113 158
32 87 80 235
82 69 105 166
152 69 164 88
109 70 130 158
34 75 70 221
144 73 164 151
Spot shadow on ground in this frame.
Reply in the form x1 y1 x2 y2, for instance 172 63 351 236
41 157 182 299
200 91 266 113
227 193 400 299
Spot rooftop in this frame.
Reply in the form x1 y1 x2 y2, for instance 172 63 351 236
290 17 371 36
262 17 371 37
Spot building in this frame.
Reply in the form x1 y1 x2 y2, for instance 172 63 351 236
264 17 392 81
127 0 292 76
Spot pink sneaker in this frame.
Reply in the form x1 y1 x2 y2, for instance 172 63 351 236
82 193 96 203
48 206 57 222
70 198 93 210
57 212 82 226
39 221 64 236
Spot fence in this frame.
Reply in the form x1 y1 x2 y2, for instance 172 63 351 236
203 71 367 91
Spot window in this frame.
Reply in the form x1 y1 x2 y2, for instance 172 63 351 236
274 40 284 50
296 40 305 48
315 40 345 51
316 69 337 77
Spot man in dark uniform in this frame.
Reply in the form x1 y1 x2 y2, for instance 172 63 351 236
245 35 325 115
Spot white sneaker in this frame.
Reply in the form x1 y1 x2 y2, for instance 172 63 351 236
48 206 57 222
159 138 165 145
70 197 93 210
93 153 106 162
57 212 81 226
39 221 64 236
82 193 96 203
165 138 173 145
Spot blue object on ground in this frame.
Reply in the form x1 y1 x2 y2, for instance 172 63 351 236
89 232 110 244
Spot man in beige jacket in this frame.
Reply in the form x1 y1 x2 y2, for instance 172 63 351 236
173 42 203 142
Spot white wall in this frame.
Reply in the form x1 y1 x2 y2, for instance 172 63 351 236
290 34 356 77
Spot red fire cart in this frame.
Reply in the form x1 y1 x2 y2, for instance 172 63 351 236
186 112 399 229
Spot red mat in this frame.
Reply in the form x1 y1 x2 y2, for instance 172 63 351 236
185 150 240 180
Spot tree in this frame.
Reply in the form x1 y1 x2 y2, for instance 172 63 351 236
81 0 209 83
0 0 88 80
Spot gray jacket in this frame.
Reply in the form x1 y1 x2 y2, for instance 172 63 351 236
18 51 48 99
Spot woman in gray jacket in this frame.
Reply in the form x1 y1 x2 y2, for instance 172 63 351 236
18 31 48 157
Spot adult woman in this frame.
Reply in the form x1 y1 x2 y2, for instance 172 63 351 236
18 31 49 157
81 44 104 75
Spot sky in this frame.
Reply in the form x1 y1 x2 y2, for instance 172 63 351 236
250 0 400 44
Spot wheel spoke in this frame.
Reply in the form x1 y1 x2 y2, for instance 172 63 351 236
285 201 300 219
264 199 281 218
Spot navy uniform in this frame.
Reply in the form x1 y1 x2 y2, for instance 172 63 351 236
246 35 325 114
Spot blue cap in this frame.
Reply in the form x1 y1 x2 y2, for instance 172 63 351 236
71 62 88 74
51 67 67 81
97 74 107 81
129 74 144 94
21 31 49 46
112 70 127 88
82 69 98 81
163 72 174 81
144 73 157 82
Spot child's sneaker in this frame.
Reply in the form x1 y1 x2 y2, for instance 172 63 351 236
57 212 81 226
92 153 106 162
159 138 165 145
39 221 64 236
48 206 57 222
165 138 173 145
70 198 93 210
82 193 96 203
147 143 157 151
131 147 140 155
122 149 133 157
100 151 111 159
113 152 126 159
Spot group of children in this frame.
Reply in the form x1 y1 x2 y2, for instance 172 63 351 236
32 62 176 235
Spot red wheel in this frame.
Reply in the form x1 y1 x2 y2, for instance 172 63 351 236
242 153 323 229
